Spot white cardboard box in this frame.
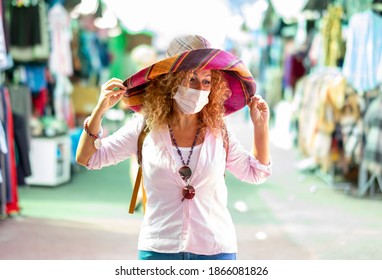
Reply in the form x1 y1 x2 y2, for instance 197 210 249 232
26 135 71 186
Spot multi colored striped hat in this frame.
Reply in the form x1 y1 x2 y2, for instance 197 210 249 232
122 35 256 115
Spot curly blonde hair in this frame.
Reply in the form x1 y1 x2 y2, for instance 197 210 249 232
141 70 231 136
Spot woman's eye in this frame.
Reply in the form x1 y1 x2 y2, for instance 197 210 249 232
203 80 211 85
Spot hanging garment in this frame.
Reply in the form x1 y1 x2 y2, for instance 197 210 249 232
78 31 102 79
13 113 32 186
53 74 75 129
298 70 342 156
358 93 382 196
298 73 324 155
0 86 5 216
321 5 345 67
0 120 7 167
1 87 19 214
362 95 382 173
283 51 306 91
31 88 48 117
0 0 14 71
342 10 382 92
24 64 47 92
0 87 11 203
0 0 8 69
0 120 7 216
0 0 13 71
308 32 324 67
313 74 346 171
8 84 32 148
10 3 41 47
10 0 49 62
48 3 73 77
339 88 363 165
378 51 382 84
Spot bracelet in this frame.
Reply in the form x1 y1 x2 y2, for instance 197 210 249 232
84 117 103 139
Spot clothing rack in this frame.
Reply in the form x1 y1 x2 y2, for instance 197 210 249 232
357 90 382 197
358 163 382 197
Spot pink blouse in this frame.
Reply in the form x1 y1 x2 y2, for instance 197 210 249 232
87 114 272 255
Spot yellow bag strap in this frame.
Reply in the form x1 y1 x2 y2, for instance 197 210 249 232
128 166 142 214
128 124 148 214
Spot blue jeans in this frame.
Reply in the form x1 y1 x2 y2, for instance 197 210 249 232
138 250 236 260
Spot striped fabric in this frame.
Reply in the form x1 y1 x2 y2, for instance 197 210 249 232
122 48 256 115
166 35 211 57
363 96 382 173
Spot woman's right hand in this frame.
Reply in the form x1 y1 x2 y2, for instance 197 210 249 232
95 78 127 115
76 78 127 166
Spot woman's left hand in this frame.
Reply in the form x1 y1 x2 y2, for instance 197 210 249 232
248 95 270 126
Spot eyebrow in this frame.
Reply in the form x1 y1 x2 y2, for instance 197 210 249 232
192 74 212 79
192 71 211 77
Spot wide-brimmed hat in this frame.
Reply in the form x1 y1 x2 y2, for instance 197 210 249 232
122 35 256 115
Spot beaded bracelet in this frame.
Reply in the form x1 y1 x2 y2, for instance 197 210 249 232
83 117 103 139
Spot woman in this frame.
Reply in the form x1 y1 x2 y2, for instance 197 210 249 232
76 35 272 260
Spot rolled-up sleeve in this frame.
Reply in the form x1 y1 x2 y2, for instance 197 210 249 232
225 127 272 184
87 114 144 170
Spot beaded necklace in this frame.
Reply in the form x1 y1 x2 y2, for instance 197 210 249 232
168 124 201 200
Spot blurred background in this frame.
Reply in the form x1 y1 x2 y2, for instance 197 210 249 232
0 0 382 260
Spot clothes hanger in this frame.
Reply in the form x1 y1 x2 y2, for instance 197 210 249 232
11 0 39 7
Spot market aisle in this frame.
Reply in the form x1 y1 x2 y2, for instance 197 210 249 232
228 111 382 260
0 112 381 260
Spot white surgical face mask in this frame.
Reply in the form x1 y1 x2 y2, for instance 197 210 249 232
173 86 210 114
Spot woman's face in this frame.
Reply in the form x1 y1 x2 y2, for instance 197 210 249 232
184 70 212 91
